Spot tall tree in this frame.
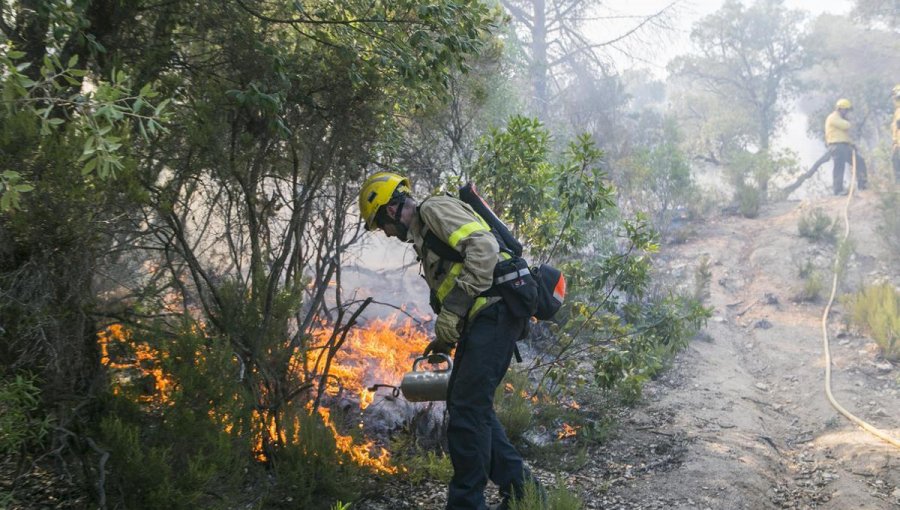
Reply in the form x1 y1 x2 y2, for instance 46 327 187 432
669 0 810 193
501 0 676 119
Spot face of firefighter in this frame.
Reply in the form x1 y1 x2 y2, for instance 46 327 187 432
378 198 415 242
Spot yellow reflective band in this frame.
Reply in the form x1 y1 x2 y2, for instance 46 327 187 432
468 297 489 319
436 263 464 302
448 221 489 248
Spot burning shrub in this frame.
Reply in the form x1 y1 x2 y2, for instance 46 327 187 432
495 369 535 443
266 410 364 508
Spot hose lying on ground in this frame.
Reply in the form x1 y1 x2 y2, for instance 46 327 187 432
820 151 900 450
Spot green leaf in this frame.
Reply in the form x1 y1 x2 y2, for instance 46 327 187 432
14 184 33 192
155 98 171 115
68 54 79 67
8 50 26 59
47 118 65 126
1 192 11 211
81 157 98 176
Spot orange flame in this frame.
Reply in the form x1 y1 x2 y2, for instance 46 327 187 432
99 324 173 405
557 422 579 440
101 315 429 474
307 316 429 409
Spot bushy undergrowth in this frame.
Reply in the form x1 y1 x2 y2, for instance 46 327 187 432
509 477 583 510
601 294 710 404
736 183 762 218
96 322 363 509
0 372 51 455
846 283 900 360
798 207 837 244
693 255 712 303
495 368 535 442
392 441 454 485
796 259 824 302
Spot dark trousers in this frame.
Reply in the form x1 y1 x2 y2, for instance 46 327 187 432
830 143 868 193
445 301 530 510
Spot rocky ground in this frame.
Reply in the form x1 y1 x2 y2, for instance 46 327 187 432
357 191 900 509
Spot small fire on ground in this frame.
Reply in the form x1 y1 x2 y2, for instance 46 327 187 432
100 315 430 474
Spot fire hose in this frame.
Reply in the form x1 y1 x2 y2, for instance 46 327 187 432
820 151 900 449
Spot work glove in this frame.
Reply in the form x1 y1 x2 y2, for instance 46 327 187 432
434 308 462 345
424 309 461 359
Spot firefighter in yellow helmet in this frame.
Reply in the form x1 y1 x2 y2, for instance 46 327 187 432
825 98 868 195
358 172 542 510
892 85 900 183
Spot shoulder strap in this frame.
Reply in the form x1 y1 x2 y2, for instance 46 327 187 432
424 231 464 263
417 196 513 263
417 201 465 263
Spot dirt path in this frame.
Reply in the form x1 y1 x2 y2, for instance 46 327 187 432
580 195 900 509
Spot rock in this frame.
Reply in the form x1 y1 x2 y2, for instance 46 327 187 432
875 361 893 372
754 319 773 329
755 382 770 391
892 487 900 501
764 293 779 305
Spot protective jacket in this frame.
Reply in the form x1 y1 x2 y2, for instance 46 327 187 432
892 100 900 147
825 111 852 144
409 195 502 320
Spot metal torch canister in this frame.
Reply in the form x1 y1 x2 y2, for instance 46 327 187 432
399 354 453 402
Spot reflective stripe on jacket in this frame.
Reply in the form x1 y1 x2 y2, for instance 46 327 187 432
825 111 852 144
410 195 501 319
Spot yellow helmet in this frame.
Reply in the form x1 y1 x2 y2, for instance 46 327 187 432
835 98 852 110
358 172 411 230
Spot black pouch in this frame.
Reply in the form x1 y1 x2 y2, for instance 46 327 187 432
493 256 538 318
532 264 565 320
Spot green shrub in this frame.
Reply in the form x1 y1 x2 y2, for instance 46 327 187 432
796 259 823 302
0 372 51 454
735 182 761 218
798 207 837 243
397 449 453 485
598 295 710 403
269 410 363 508
846 284 900 360
509 477 583 510
495 369 534 442
693 255 712 303
97 323 250 510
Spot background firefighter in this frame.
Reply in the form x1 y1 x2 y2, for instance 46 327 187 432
825 98 868 195
358 172 543 510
